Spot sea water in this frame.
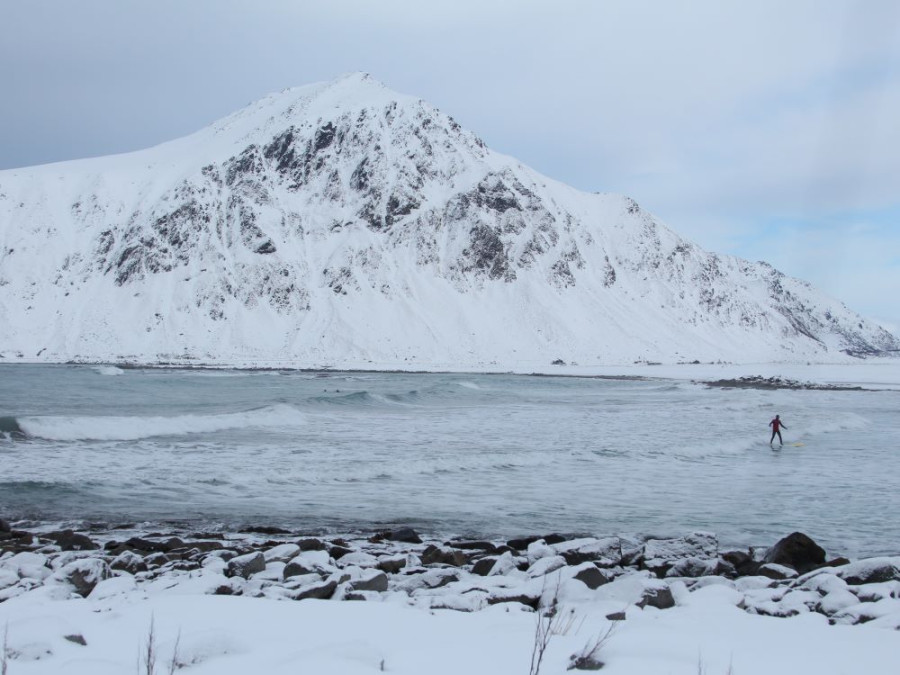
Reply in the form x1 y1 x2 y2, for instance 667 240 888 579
1 364 898 557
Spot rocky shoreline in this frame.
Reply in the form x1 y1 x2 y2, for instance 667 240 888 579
699 375 868 390
2 519 898 629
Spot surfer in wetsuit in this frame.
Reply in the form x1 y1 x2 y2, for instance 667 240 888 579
769 415 787 445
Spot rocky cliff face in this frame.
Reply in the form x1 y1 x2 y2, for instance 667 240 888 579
0 73 896 367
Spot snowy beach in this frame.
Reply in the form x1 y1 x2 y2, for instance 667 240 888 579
1 523 899 674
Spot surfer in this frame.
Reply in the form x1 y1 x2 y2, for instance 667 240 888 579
769 414 787 445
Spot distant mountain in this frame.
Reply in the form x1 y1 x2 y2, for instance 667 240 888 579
0 72 896 368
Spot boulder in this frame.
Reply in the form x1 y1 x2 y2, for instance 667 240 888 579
721 550 759 577
376 556 407 574
110 550 148 574
527 555 568 579
471 556 498 576
508 534 565 550
226 552 266 579
379 527 423 544
296 538 327 551
329 544 353 560
665 557 719 578
554 537 621 567
573 564 612 590
45 530 98 551
263 543 301 563
642 532 717 575
241 525 291 535
56 558 111 597
446 540 497 553
763 532 826 573
421 545 467 567
637 581 675 610
0 518 10 532
817 589 860 616
289 579 337 601
835 557 900 585
124 537 171 553
758 563 798 580
145 552 170 568
349 570 389 593
4 551 51 581
508 535 543 551
487 590 541 609
338 551 380 568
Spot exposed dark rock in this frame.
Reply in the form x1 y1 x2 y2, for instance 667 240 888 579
145 552 171 568
507 535 543 550
764 532 826 573
349 571 389 593
296 538 327 551
42 530 97 551
573 565 612 590
421 545 468 567
721 550 759 576
642 532 718 576
64 634 87 646
329 544 353 560
241 526 291 536
605 611 627 621
0 518 10 533
57 558 111 597
701 376 865 391
471 557 499 576
836 557 900 585
124 537 173 554
376 556 407 574
226 551 266 579
377 527 423 544
110 550 148 575
637 583 675 610
289 579 337 601
487 591 540 609
283 560 322 580
446 540 497 553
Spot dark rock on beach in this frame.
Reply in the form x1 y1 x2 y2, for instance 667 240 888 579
377 527 423 544
227 551 266 579
45 529 99 551
764 531 827 573
700 375 865 391
3 524 897 629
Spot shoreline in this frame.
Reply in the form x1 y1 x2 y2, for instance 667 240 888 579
3 358 900 389
2 520 898 618
2 520 898 673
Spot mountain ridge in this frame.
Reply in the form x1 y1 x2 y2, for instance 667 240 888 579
0 73 896 368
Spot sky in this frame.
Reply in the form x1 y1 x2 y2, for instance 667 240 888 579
2 0 899 333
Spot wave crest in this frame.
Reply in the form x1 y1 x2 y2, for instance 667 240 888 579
16 404 306 441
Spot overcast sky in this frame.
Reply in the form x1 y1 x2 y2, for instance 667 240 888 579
3 0 899 332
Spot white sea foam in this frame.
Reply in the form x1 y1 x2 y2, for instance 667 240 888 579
17 403 306 441
93 365 125 376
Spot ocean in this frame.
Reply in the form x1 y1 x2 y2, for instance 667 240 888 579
1 363 898 557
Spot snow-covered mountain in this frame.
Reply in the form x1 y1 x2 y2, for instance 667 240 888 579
0 72 896 368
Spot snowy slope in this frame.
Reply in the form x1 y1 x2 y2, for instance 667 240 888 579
0 72 896 368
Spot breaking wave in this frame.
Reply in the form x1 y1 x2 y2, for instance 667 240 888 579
15 404 307 442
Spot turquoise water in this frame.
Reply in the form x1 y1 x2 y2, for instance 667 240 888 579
1 363 898 557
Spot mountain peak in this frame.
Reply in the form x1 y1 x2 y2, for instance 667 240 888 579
0 75 896 366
